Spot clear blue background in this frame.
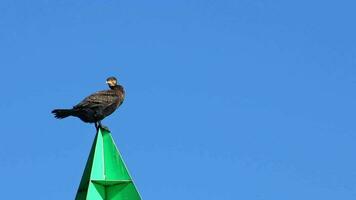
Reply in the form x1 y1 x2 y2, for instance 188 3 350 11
0 0 355 199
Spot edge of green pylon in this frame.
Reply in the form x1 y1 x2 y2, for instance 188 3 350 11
75 133 98 200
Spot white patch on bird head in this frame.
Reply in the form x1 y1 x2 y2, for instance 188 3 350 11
106 77 117 86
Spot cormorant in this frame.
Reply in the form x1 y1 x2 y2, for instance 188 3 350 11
52 76 125 130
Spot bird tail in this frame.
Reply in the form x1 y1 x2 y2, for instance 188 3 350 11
51 109 76 119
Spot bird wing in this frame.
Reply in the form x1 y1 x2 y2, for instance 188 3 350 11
73 90 119 109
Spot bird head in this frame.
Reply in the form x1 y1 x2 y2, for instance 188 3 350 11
106 76 118 87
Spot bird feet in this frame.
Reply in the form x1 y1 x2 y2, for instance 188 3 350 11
95 121 110 132
100 125 110 132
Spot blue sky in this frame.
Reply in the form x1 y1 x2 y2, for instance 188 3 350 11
1 0 356 199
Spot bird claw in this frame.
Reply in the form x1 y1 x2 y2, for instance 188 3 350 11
99 125 110 132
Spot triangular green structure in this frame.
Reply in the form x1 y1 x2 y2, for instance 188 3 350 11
75 128 141 200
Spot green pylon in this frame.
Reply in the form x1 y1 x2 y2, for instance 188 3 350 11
75 128 141 200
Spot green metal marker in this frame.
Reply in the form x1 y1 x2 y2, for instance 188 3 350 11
75 128 141 200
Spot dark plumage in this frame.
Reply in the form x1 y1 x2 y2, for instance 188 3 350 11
52 76 125 129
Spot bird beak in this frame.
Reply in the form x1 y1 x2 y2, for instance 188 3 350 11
106 81 109 84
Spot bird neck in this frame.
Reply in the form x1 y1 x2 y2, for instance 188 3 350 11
110 85 124 92
109 85 118 90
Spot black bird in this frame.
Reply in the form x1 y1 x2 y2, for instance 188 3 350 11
52 76 125 130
